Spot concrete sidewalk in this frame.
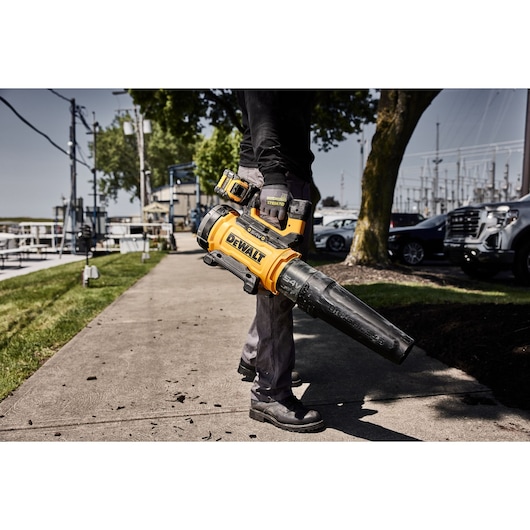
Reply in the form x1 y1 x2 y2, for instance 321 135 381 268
2 231 530 441
0 251 86 282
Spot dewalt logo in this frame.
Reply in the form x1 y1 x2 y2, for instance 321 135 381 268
226 233 266 264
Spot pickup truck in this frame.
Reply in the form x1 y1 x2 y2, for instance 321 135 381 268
443 194 530 284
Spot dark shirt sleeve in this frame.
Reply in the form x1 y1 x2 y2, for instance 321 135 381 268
238 90 315 187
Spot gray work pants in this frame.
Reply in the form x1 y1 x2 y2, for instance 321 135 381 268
238 166 311 402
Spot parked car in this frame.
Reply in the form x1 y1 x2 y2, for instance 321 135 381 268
313 217 357 233
388 214 447 265
444 193 530 283
390 212 425 228
314 212 428 254
313 219 357 252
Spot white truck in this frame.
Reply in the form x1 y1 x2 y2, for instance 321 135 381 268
444 194 530 284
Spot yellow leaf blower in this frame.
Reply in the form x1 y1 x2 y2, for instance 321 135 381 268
197 170 414 364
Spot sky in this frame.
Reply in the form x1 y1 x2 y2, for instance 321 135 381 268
0 88 528 219
0 89 136 219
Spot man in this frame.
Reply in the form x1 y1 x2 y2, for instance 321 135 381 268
236 90 325 433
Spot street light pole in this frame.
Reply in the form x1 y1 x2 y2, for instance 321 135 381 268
112 91 152 222
124 106 151 222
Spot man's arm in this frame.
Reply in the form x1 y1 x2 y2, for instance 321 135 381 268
239 90 289 187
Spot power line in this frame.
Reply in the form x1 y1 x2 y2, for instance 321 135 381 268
48 89 94 165
48 88 71 103
48 89 92 133
0 94 91 170
0 95 69 156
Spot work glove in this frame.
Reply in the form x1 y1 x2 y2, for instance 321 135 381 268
260 184 291 221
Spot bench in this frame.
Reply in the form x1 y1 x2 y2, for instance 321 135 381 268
18 244 49 259
0 244 49 269
0 248 22 269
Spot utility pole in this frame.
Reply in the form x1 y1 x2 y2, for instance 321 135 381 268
136 107 147 221
357 127 366 210
456 150 461 207
91 113 99 245
521 89 530 197
69 98 78 254
432 122 442 214
489 148 497 202
112 91 152 221
503 162 510 201
123 106 151 222
340 171 344 207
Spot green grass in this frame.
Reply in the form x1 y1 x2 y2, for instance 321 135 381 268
306 254 530 308
0 217 54 223
347 279 530 308
0 252 166 401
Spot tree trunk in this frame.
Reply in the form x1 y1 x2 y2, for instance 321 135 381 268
345 89 441 267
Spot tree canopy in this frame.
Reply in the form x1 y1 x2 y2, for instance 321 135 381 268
128 89 378 152
92 113 198 204
119 89 441 266
194 127 242 196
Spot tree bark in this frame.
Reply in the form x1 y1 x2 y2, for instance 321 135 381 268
345 89 441 267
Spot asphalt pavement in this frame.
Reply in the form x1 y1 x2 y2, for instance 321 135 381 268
2 231 530 441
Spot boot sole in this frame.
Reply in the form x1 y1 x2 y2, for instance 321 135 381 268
249 408 325 433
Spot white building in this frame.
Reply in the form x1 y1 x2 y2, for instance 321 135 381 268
148 163 218 230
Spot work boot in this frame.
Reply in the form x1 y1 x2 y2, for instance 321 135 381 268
249 395 325 433
238 359 302 387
